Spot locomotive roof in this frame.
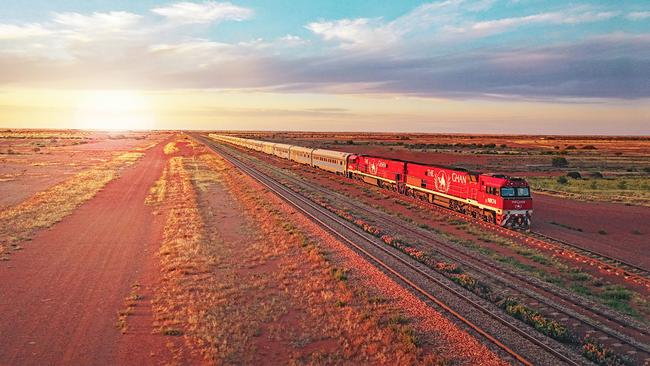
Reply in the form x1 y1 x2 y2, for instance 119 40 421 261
354 153 483 176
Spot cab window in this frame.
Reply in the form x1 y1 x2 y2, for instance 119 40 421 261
516 187 530 197
501 187 516 197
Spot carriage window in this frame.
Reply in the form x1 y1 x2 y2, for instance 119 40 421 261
501 187 516 197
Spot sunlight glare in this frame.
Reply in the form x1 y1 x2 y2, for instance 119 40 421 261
74 90 154 131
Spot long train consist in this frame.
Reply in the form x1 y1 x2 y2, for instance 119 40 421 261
209 134 533 229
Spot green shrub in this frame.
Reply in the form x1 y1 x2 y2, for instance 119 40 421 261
552 157 569 167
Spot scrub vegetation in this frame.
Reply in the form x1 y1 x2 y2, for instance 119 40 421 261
0 151 144 260
528 176 650 206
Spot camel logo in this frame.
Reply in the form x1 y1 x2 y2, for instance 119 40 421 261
434 170 451 193
370 162 377 174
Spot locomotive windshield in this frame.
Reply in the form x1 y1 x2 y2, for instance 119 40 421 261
501 187 530 197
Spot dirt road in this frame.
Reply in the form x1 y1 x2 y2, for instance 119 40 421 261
0 140 171 365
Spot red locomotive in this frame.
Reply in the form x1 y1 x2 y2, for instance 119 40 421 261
348 155 532 229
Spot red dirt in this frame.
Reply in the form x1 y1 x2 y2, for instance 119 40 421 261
0 137 175 365
533 193 650 268
0 131 168 209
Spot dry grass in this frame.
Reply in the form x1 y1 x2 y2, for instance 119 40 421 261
0 151 144 260
116 283 143 334
0 131 88 139
145 164 169 206
150 147 440 364
163 142 179 155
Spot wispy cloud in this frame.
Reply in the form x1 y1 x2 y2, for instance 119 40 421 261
151 1 253 24
0 23 51 40
463 10 619 36
52 11 143 31
306 18 398 49
627 11 650 21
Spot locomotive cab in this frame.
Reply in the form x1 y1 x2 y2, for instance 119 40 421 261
479 175 533 230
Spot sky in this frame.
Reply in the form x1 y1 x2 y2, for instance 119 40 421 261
0 0 648 134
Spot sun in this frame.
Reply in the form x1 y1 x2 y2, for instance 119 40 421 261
74 90 154 131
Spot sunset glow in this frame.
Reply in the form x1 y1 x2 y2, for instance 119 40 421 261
73 91 154 131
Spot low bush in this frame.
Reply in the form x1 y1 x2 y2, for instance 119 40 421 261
501 298 573 342
582 338 630 366
552 157 569 167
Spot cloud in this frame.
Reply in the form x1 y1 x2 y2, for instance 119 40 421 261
307 2 621 49
627 11 650 21
151 1 253 24
52 11 142 31
450 9 619 37
306 1 468 49
0 2 646 102
0 23 51 40
278 34 309 47
306 18 399 49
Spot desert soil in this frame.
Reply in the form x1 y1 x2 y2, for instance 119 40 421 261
0 137 174 365
534 193 650 268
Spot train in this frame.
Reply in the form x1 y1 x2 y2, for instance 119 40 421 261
208 134 533 229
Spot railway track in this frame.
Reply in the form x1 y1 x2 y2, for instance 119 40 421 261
528 230 650 283
206 137 650 363
196 134 586 366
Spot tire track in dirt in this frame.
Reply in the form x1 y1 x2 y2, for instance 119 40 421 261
0 138 175 366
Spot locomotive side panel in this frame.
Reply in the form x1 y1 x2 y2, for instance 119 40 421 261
406 163 472 199
351 156 406 183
